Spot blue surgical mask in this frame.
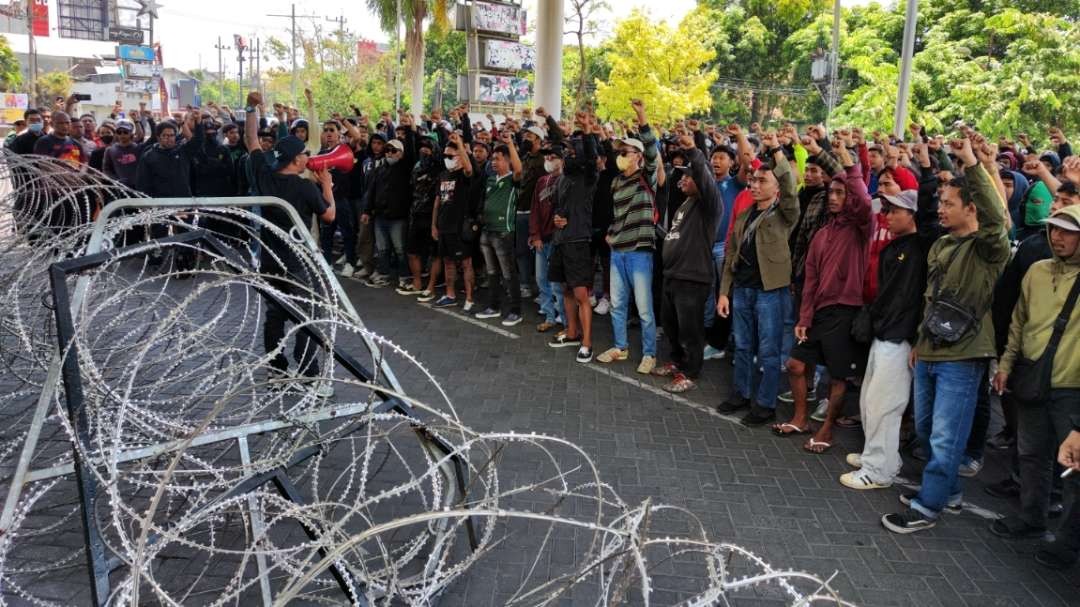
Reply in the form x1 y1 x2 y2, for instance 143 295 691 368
28 122 43 134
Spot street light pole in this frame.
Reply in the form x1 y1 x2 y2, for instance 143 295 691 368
893 0 918 138
826 0 841 129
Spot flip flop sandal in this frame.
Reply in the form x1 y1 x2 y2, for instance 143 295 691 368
803 438 833 454
836 416 862 429
771 422 810 436
651 362 679 377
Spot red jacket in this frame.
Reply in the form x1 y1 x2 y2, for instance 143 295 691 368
799 164 873 328
528 173 559 243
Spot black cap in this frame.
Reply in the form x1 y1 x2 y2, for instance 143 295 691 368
540 141 567 157
369 132 387 143
270 135 307 170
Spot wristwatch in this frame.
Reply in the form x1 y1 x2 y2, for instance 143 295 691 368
245 106 256 114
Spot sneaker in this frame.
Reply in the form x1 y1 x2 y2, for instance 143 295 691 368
958 457 983 478
1035 545 1080 571
352 266 371 279
703 345 726 360
334 254 347 265
636 356 657 375
810 398 830 422
596 347 629 363
533 294 543 305
520 287 533 299
777 390 794 403
370 272 390 283
881 509 936 534
433 295 457 308
740 404 776 427
363 276 390 288
416 290 436 303
594 297 611 315
336 262 355 276
501 313 523 326
716 396 751 414
548 332 581 348
840 470 891 490
575 346 593 364
984 477 1021 499
989 515 1047 540
846 453 863 468
396 284 422 296
462 300 476 313
475 307 501 319
662 373 696 393
899 491 963 515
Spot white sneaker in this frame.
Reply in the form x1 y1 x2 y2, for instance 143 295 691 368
594 297 610 315
370 272 390 282
462 300 476 313
353 266 371 279
334 254 347 265
810 398 829 422
336 262 355 277
703 345 725 360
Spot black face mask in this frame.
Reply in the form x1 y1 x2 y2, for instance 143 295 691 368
520 139 533 153
100 135 115 145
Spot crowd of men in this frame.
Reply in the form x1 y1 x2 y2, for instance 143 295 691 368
5 91 1079 570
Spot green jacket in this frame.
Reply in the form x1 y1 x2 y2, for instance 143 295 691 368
720 154 800 293
999 205 1080 388
916 163 1011 360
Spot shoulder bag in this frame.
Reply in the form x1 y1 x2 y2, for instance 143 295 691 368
920 237 979 348
1008 272 1080 406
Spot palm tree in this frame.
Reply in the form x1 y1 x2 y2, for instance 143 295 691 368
366 0 452 115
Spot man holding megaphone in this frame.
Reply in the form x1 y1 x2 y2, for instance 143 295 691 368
242 91 338 397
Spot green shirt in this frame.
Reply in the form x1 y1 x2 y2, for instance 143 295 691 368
483 173 518 233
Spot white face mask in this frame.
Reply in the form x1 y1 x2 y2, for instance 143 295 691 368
444 157 459 171
386 155 400 165
544 159 560 173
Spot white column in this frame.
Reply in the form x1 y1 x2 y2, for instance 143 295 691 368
534 0 564 120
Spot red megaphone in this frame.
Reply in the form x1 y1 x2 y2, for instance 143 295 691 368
306 144 355 173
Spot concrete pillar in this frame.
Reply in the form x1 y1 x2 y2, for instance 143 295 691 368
534 0 564 120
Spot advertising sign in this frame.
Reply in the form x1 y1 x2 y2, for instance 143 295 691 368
124 62 161 78
472 1 526 36
483 40 535 71
117 44 156 62
0 93 29 124
31 0 48 37
477 74 531 105
107 26 143 44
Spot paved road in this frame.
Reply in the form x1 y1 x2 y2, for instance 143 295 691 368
343 277 1080 607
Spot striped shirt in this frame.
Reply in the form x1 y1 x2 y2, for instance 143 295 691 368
607 125 659 252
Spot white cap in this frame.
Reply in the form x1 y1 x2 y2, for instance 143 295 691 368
1046 212 1080 232
617 138 645 153
386 139 404 152
526 126 546 140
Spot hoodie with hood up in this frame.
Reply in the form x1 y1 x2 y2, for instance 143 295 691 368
998 205 1080 388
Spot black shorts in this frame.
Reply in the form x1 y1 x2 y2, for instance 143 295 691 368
406 215 434 256
791 305 867 379
438 233 470 261
548 241 593 289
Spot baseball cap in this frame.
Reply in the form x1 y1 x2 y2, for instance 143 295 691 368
386 139 404 152
269 135 307 170
114 119 135 132
617 138 645 153
880 189 918 212
526 126 546 140
539 141 566 157
1045 211 1080 232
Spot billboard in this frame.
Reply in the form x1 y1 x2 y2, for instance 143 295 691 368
31 0 48 36
483 40 535 71
477 74 531 105
472 1 526 36
117 44 156 62
0 93 29 124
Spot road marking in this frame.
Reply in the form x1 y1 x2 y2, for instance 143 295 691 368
426 304 521 339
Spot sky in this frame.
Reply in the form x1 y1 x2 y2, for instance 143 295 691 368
152 0 700 72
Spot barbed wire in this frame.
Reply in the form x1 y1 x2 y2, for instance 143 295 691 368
0 151 854 606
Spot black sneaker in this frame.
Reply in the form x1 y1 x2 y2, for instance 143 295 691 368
984 477 1021 499
716 396 751 414
575 346 593 363
740 404 776 427
881 509 937 534
899 491 963 515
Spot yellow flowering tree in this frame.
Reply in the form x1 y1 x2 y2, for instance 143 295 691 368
595 10 717 124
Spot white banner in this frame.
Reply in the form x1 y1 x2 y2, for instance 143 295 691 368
477 74 531 105
483 40 535 71
472 1 526 36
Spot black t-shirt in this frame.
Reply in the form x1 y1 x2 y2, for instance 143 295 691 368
435 170 473 233
103 143 142 187
32 134 86 166
734 207 765 289
248 150 329 274
8 130 42 155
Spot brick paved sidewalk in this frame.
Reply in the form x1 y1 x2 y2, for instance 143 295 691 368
344 277 1080 607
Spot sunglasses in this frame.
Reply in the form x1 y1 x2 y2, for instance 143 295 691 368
618 150 639 156
387 148 402 154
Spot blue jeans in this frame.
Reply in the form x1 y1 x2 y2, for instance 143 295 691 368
609 250 656 356
704 242 725 328
374 218 406 279
535 241 563 323
780 288 795 364
911 360 985 519
732 286 785 408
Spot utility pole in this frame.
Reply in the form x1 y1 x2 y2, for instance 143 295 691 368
827 0 841 129
26 0 37 104
893 0 918 138
393 0 402 112
266 4 317 106
236 36 245 108
324 13 347 70
214 37 231 103
255 38 262 97
248 36 255 91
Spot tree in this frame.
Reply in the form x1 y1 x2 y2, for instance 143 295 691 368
190 69 242 107
565 0 610 109
366 0 453 115
595 10 717 124
36 71 72 106
0 35 21 93
423 30 465 109
561 44 609 112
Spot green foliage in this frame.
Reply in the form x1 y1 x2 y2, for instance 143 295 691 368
36 71 72 105
561 44 609 112
0 35 21 93
190 69 242 107
595 10 717 124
